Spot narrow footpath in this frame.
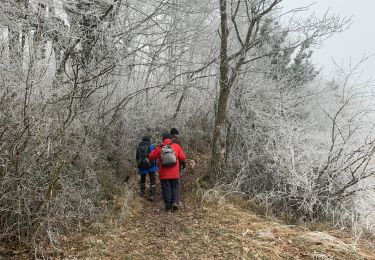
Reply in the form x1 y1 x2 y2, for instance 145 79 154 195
58 186 375 259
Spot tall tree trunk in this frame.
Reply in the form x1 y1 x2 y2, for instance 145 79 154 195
8 0 23 64
210 0 229 180
21 0 29 54
34 3 47 59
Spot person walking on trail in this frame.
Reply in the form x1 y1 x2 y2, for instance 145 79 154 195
136 136 158 201
170 127 186 195
149 133 186 212
170 127 181 146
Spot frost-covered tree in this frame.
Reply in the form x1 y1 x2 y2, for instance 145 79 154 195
209 0 350 181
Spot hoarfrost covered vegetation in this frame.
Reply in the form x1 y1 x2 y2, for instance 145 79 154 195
0 0 374 249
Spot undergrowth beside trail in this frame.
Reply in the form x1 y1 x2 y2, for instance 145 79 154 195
1 153 374 259
48 195 375 259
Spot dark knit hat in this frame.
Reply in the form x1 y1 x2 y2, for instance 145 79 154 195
142 136 150 142
162 132 172 140
170 128 179 135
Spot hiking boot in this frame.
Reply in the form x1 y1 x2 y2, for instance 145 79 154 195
150 185 156 196
138 191 145 197
172 203 179 211
147 195 155 202
166 205 172 212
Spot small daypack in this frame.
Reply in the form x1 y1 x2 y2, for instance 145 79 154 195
137 143 151 169
161 145 177 167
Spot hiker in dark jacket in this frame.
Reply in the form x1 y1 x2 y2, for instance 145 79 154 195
170 127 181 146
149 133 186 212
136 136 158 201
170 127 185 173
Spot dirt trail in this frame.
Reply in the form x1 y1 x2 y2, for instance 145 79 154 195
2 169 375 260
59 190 375 260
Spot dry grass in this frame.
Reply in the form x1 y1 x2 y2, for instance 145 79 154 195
3 192 374 259
38 193 372 260
2 153 375 259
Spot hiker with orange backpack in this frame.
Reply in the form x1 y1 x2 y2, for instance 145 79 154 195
149 133 186 212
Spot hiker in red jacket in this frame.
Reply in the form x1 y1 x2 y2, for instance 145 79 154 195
149 133 186 212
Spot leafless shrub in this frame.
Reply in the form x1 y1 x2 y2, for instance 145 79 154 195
221 57 375 234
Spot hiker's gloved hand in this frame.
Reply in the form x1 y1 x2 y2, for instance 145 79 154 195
180 161 186 169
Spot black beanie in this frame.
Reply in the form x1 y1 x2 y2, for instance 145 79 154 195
170 128 179 135
142 136 150 142
162 132 171 140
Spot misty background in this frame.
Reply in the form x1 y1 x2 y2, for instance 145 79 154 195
284 0 375 79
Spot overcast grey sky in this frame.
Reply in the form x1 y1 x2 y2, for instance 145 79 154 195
283 0 375 80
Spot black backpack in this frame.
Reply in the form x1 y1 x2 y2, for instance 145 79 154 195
137 143 151 169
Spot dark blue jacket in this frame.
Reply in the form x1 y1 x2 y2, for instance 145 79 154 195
136 142 158 174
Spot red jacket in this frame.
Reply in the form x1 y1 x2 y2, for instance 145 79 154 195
149 139 186 179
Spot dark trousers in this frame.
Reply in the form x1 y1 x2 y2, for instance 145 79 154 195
160 179 179 210
140 172 156 196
